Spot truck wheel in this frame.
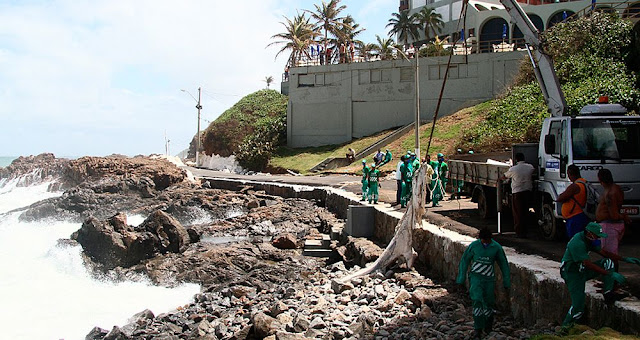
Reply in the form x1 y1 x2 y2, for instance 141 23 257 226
540 203 562 240
477 187 496 219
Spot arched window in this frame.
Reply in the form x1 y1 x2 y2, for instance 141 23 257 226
548 10 575 28
512 14 544 49
480 17 509 53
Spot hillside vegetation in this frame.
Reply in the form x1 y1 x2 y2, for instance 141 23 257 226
201 89 287 170
457 12 640 152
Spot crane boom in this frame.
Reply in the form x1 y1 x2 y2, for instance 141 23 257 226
500 0 567 117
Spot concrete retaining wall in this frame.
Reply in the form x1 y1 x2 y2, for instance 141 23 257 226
287 51 525 148
204 177 640 334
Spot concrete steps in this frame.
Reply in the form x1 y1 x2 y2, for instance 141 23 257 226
303 228 342 257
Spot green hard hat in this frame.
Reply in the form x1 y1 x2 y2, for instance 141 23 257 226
437 153 444 157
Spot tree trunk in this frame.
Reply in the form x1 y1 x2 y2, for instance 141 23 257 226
337 162 429 283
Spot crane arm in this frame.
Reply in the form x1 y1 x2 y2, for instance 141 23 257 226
500 0 567 117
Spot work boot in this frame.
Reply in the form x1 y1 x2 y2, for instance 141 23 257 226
472 329 483 340
484 315 494 333
604 290 628 305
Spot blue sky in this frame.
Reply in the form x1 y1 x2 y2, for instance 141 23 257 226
0 0 397 157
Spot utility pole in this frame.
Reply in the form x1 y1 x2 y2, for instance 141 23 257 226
196 87 202 167
164 130 168 156
415 54 420 158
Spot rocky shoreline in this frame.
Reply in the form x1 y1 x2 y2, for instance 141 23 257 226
2 154 560 339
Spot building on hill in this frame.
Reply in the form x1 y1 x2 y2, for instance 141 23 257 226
402 0 640 53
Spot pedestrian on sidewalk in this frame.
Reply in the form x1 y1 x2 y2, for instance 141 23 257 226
558 165 590 240
424 154 433 204
394 156 405 206
596 168 631 268
500 153 534 238
361 160 370 202
559 222 639 330
431 153 448 207
367 164 381 204
379 149 392 167
456 228 511 340
400 156 413 208
374 149 384 166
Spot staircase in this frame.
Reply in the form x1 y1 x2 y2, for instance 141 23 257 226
309 157 351 173
302 224 344 257
354 122 417 160
310 122 420 173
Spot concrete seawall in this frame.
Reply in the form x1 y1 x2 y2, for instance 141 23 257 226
203 176 640 334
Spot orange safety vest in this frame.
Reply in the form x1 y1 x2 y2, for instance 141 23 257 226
561 178 587 219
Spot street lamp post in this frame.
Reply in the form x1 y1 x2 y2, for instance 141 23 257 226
181 87 203 167
394 48 420 158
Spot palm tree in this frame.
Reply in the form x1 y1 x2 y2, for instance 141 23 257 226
332 15 365 62
386 10 420 47
264 76 274 89
268 12 317 67
306 0 348 59
374 35 395 60
356 42 377 61
415 7 444 41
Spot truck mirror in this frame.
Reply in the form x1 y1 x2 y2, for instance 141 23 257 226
544 135 556 154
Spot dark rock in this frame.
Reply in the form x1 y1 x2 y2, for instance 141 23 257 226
85 326 108 340
136 210 190 253
103 326 130 340
252 312 281 338
74 210 190 269
247 199 260 209
293 315 310 333
272 233 297 249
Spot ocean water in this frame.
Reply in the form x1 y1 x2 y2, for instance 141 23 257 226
0 156 17 168
0 173 200 340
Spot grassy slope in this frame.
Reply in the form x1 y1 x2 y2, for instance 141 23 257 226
270 103 489 175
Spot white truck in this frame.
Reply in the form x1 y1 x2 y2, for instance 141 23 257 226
448 0 640 239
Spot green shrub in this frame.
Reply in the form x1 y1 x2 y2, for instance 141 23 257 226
458 13 640 151
236 115 286 171
201 89 288 158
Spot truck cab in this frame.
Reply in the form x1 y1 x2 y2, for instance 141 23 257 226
537 101 640 239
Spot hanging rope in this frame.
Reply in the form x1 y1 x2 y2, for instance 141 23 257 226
426 0 470 155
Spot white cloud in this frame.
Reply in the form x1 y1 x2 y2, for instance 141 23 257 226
0 0 397 157
0 0 287 156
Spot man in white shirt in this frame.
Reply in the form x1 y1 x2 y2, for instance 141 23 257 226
394 155 405 206
501 153 535 238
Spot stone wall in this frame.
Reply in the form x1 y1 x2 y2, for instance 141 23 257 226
287 51 525 148
205 177 640 334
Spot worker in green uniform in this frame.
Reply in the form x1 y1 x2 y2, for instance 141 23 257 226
400 156 413 208
560 222 640 330
411 152 420 172
457 228 511 340
431 153 448 207
361 160 370 202
379 149 393 167
367 164 381 204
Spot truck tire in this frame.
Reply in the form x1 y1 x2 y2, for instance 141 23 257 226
539 203 563 240
477 186 496 219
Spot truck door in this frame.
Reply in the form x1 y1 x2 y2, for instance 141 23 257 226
543 119 568 176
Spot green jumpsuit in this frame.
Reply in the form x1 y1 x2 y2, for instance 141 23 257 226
431 160 448 206
457 239 511 331
361 165 370 201
412 158 421 172
379 151 392 167
560 232 615 327
400 161 413 208
368 169 381 204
